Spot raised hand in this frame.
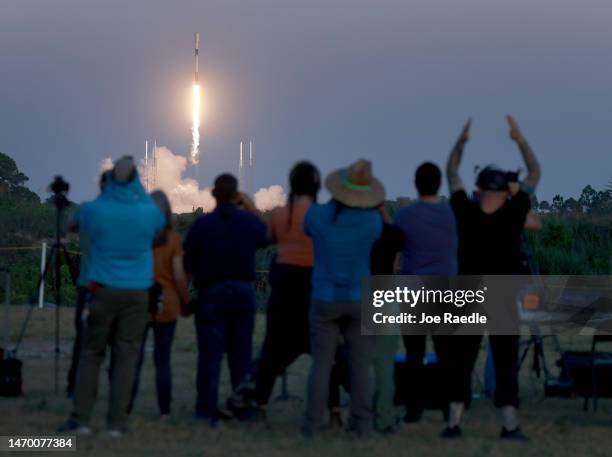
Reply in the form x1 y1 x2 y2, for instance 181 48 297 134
506 115 541 193
459 118 472 143
447 118 472 193
507 115 524 144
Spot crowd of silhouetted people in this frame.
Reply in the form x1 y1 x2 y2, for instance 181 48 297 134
58 116 542 441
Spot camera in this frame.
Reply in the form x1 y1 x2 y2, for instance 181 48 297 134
505 170 520 183
476 167 521 191
48 176 71 211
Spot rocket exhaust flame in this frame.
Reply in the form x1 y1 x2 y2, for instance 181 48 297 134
191 83 200 164
191 32 201 165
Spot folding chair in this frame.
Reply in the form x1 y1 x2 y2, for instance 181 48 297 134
585 335 612 411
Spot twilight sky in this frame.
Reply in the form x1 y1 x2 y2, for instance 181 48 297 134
1 0 611 203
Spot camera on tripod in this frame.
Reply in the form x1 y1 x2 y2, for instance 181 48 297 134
48 176 70 211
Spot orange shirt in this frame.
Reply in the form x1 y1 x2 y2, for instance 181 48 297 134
153 230 184 323
268 196 314 267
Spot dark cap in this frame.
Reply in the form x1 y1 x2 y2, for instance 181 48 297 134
476 167 509 191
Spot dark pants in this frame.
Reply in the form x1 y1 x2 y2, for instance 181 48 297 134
72 287 149 431
488 335 520 408
435 336 481 406
436 335 519 408
255 263 348 408
402 334 448 417
129 320 177 415
67 286 88 397
255 264 312 405
195 280 255 419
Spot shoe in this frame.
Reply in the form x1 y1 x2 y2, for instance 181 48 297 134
57 418 92 436
346 418 373 439
329 409 344 429
301 425 315 439
500 427 528 441
159 414 171 423
257 406 271 430
233 406 259 422
209 418 225 429
378 423 401 435
440 425 462 439
106 429 123 438
403 411 422 423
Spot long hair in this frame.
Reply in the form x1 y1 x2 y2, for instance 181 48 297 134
286 161 320 229
151 190 173 247
332 199 349 222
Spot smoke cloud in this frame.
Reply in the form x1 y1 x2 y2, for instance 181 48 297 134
100 146 285 214
254 185 287 212
148 146 215 213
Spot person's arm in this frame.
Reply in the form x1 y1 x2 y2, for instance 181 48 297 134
236 192 261 216
172 256 190 307
377 203 392 224
446 119 471 193
523 210 542 232
267 211 278 244
182 224 197 277
507 115 541 195
303 205 314 238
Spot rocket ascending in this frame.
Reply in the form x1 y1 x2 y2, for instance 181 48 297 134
194 32 200 84
191 32 201 165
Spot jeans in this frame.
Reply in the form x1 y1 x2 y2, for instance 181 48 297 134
194 280 256 419
72 287 148 431
304 301 374 434
129 320 177 415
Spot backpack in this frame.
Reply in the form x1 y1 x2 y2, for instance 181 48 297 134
0 348 23 397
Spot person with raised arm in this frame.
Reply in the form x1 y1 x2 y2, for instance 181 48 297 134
443 116 541 441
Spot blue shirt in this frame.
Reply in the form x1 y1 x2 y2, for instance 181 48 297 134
183 204 268 289
305 202 382 304
394 200 458 275
79 177 164 290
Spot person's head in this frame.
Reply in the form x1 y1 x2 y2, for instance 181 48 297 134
289 161 321 201
150 190 173 246
112 156 137 184
326 159 385 221
475 166 511 210
326 159 385 209
212 173 239 205
414 162 441 197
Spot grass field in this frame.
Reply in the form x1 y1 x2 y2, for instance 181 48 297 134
1 305 612 457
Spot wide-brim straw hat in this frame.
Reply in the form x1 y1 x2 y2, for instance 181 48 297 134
325 159 386 208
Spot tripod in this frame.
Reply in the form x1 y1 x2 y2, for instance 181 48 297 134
519 333 551 379
14 176 77 394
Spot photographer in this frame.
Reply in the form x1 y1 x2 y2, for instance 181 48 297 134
183 174 267 428
59 156 165 437
444 116 541 440
65 171 110 398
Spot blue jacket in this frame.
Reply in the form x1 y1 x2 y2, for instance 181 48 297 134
305 202 382 304
79 175 164 290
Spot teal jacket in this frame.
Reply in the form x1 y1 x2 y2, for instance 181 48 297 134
79 174 164 290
